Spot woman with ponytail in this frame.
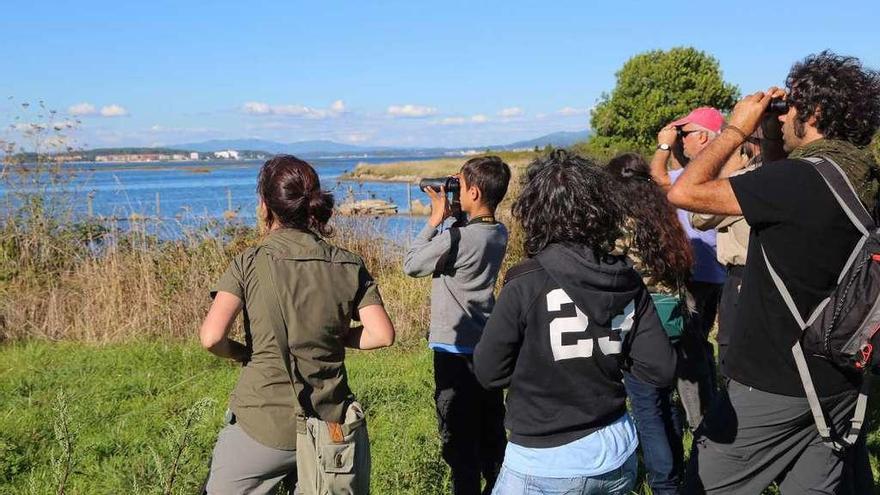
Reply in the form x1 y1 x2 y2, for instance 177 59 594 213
200 155 395 494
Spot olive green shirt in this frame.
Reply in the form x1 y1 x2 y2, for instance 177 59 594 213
211 229 383 450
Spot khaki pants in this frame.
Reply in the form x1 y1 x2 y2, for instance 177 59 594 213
297 402 370 494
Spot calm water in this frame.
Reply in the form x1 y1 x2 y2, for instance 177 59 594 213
1 156 442 240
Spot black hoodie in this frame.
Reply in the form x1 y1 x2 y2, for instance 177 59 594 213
474 243 676 448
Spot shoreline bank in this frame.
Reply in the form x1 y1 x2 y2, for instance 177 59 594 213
339 151 539 183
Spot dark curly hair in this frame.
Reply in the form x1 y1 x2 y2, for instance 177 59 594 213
514 149 623 257
257 154 334 236
786 51 880 146
607 153 693 290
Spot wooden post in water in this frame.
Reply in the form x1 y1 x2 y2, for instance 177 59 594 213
406 182 412 216
155 192 161 218
87 191 95 218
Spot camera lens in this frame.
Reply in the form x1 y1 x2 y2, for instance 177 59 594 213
768 98 789 114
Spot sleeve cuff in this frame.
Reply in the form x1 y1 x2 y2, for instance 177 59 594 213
357 285 384 309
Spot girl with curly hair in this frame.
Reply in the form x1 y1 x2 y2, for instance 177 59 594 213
474 150 676 494
608 152 695 495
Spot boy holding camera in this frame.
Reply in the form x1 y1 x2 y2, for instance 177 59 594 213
404 156 512 495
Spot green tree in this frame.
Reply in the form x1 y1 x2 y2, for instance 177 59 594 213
583 47 739 158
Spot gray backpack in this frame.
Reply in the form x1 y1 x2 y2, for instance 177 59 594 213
762 156 878 451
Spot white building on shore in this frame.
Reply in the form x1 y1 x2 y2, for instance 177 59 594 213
214 150 239 160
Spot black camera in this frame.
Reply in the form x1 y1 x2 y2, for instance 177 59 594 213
419 176 460 193
767 98 789 114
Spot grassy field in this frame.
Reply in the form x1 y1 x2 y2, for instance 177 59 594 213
0 342 449 494
3 342 878 494
339 151 538 183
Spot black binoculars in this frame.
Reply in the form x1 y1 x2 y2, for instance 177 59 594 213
419 176 461 193
767 98 789 114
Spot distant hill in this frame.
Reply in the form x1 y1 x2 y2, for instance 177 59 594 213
171 139 392 156
494 130 590 150
171 130 591 157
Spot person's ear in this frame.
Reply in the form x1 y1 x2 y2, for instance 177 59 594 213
470 185 481 203
806 109 821 128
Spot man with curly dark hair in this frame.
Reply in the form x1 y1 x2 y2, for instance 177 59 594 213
474 150 676 494
669 51 880 494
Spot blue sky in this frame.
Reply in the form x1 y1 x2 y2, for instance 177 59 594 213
2 1 878 149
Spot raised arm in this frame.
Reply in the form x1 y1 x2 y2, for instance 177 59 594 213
403 185 454 277
667 88 785 215
649 126 679 191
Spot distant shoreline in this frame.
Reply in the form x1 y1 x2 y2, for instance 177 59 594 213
339 151 538 183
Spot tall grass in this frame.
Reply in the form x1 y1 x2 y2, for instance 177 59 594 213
0 151 531 345
0 211 444 345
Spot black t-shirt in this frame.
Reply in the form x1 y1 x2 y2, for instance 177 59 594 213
727 159 863 397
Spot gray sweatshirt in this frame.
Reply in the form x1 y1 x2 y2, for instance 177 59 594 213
403 220 508 351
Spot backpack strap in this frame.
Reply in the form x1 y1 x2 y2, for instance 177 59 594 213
762 156 875 328
801 156 875 235
433 226 461 278
763 157 877 451
791 342 871 451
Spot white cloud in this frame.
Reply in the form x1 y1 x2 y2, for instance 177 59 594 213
242 101 272 114
100 104 128 117
330 100 346 112
557 106 590 116
344 132 370 143
387 104 437 118
437 114 490 126
498 107 524 118
68 102 97 116
439 117 467 125
242 100 344 119
273 104 312 116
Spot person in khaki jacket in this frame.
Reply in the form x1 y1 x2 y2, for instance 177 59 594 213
200 155 395 495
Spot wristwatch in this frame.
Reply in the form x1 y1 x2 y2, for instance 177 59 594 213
657 143 671 151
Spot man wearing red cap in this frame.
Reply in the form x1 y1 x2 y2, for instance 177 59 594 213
651 106 727 421
653 107 726 174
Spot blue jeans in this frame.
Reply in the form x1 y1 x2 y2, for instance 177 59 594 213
623 372 684 495
491 453 637 495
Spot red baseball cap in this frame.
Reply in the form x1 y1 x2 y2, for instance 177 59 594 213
670 107 724 133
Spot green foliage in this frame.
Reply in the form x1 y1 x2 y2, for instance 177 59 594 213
570 135 646 164
587 46 740 157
